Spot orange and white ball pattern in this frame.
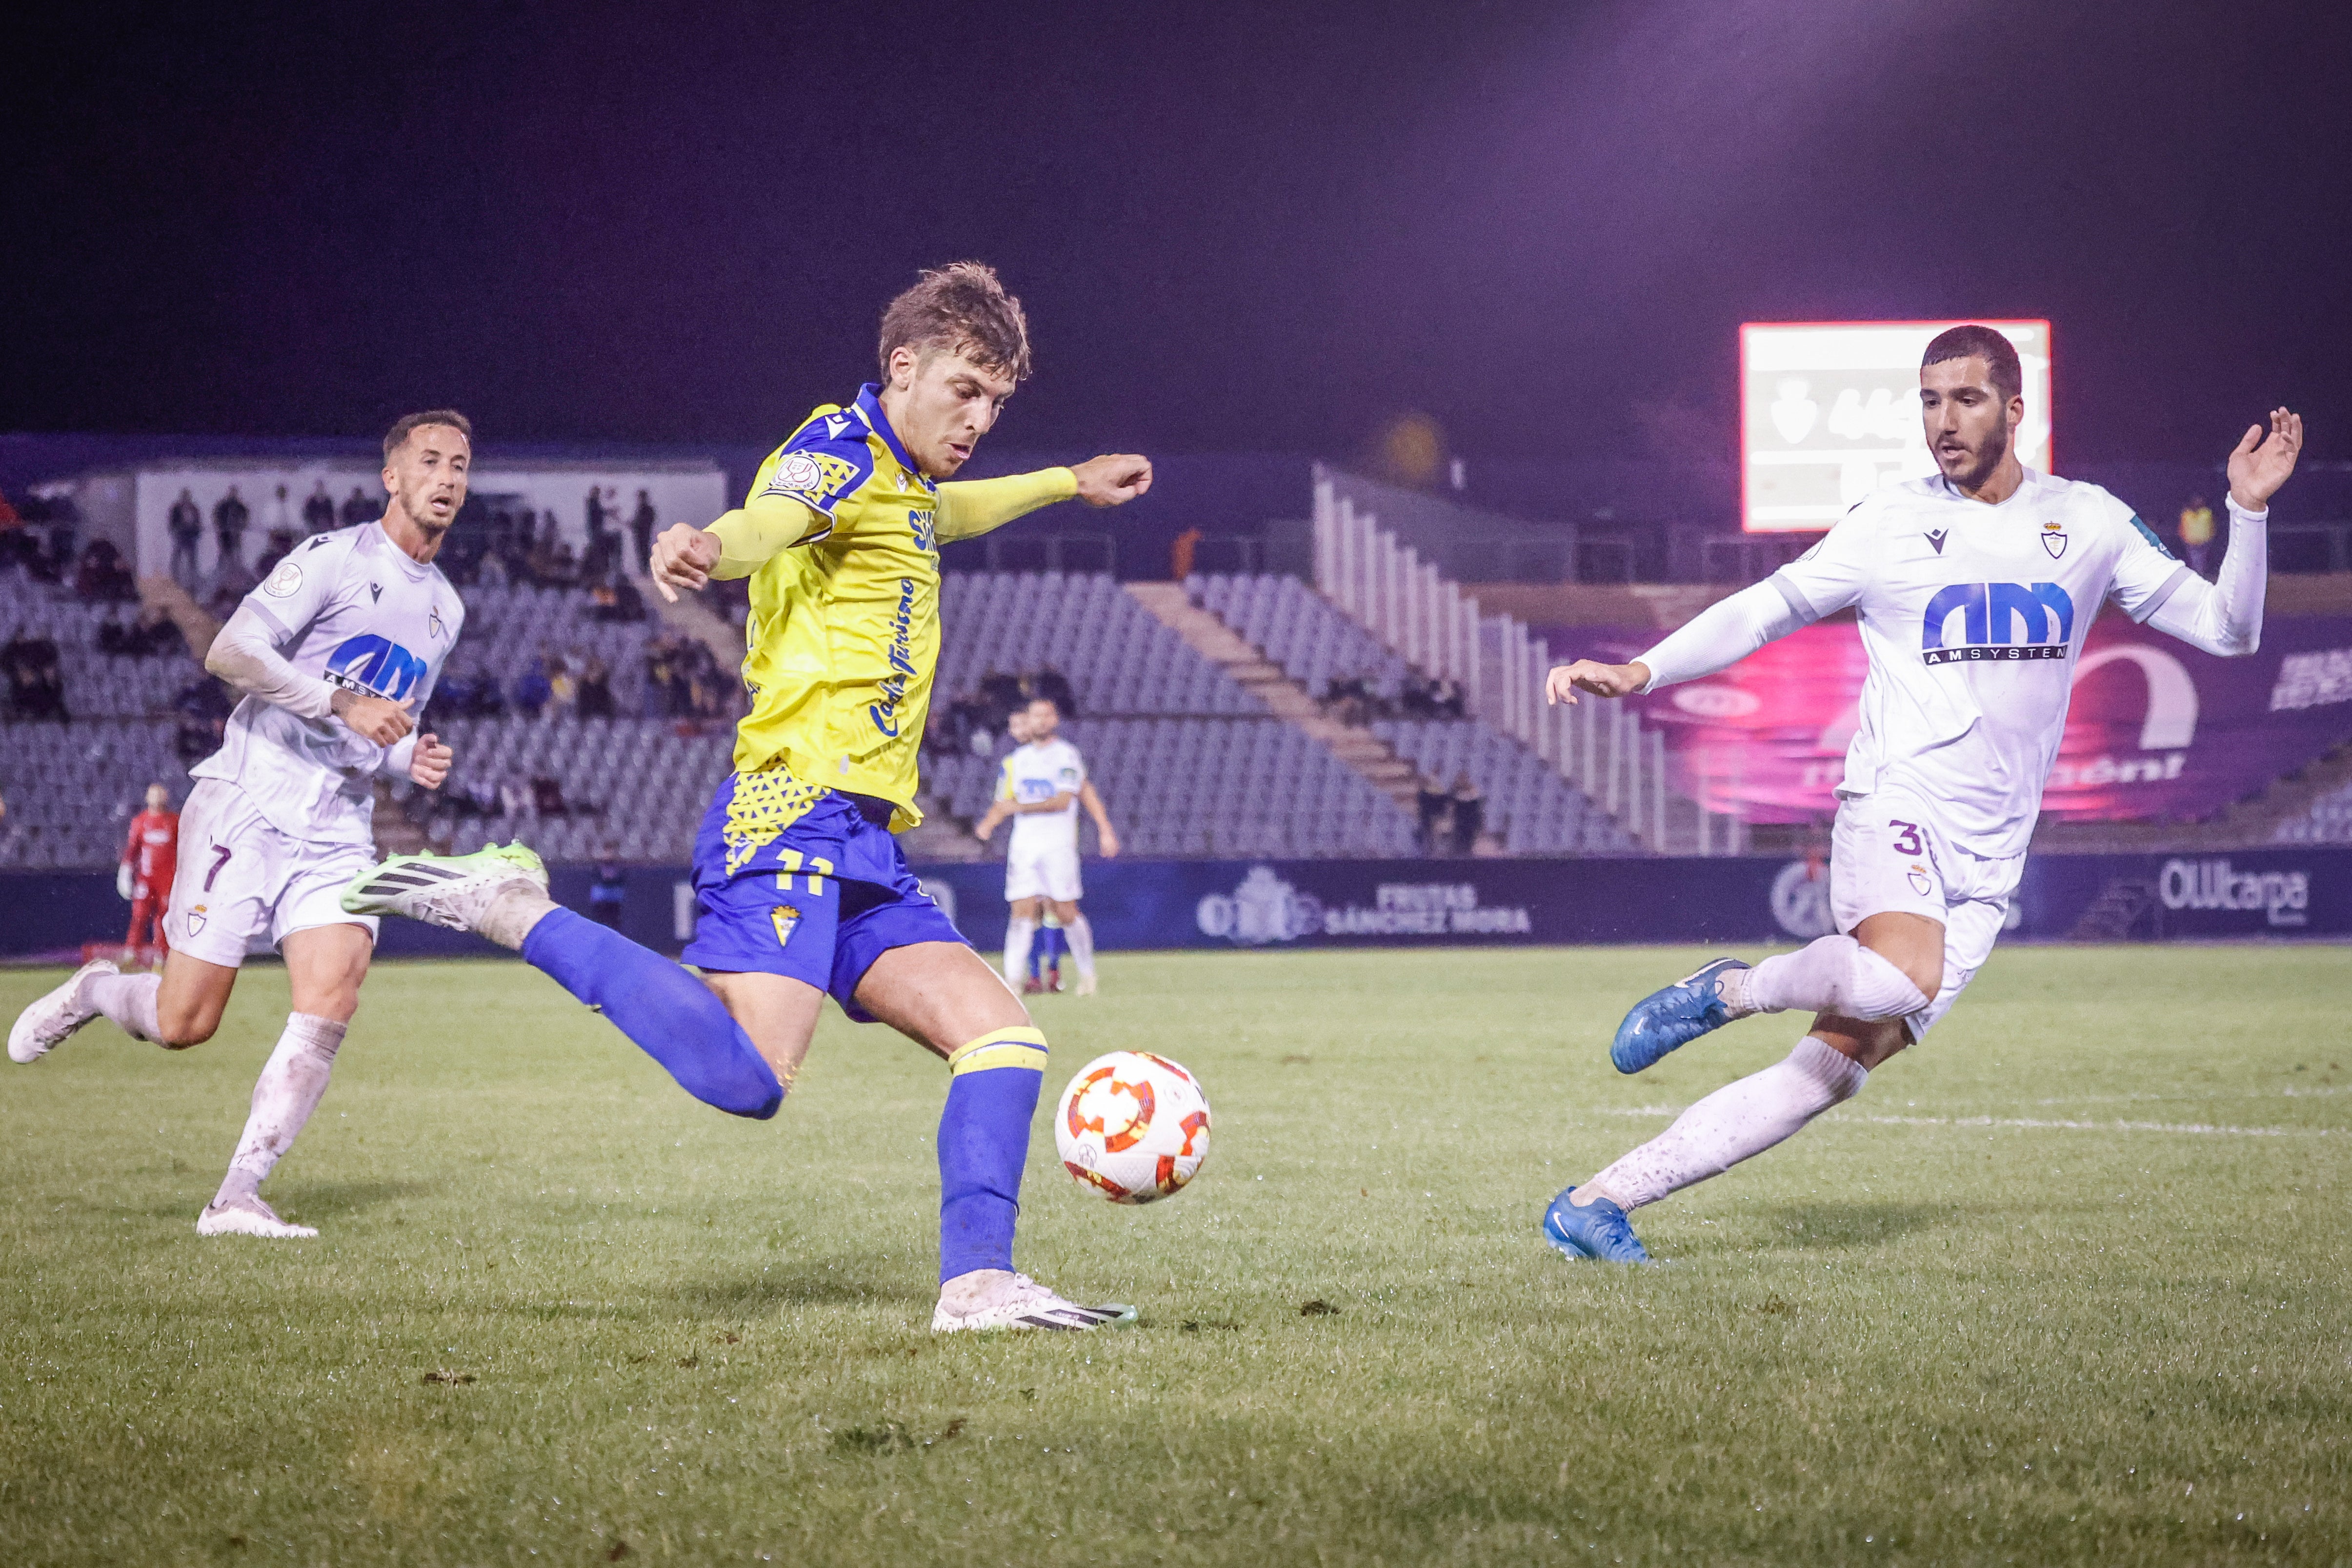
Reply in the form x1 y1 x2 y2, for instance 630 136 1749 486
1053 1051 1212 1205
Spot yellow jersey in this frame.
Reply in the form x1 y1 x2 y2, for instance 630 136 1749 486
723 383 1075 834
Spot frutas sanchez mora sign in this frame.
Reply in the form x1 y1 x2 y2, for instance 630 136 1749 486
1570 615 2352 825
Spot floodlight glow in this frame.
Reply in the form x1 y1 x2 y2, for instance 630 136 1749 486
1739 319 2052 533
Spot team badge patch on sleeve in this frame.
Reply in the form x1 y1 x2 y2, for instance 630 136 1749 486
763 450 864 509
262 561 304 598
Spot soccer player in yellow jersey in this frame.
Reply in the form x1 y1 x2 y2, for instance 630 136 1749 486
342 263 1153 1332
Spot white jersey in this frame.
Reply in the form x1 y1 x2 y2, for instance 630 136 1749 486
1770 468 2191 858
996 738 1087 857
193 523 464 845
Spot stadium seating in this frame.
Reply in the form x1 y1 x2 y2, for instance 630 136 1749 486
1374 719 1640 854
929 717 1417 860
938 572 1264 718
1181 570 1637 855
0 719 192 869
1186 571 1407 701
2272 777 2352 843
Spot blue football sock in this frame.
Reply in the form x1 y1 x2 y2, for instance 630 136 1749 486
1030 927 1065 980
520 907 782 1119
936 1027 1049 1282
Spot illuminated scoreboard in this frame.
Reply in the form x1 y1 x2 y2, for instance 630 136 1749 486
1740 320 2052 533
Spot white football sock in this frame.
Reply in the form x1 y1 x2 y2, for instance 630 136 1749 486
1001 917 1037 989
479 884 560 951
1741 934 1929 1020
84 970 162 1044
1581 1035 1867 1210
1065 913 1096 982
213 1013 347 1206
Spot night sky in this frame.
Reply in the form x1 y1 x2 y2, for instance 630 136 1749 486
10 0 2348 469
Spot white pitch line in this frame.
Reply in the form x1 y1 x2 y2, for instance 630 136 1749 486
1598 1106 2343 1139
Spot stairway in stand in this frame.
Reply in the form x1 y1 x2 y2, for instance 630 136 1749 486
1124 582 1421 810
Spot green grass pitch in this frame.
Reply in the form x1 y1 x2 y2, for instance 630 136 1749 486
2 944 2348 1566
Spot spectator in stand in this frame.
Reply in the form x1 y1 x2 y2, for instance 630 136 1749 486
266 482 295 539
168 488 203 584
212 485 251 573
546 652 577 712
171 674 234 764
2180 493 2216 575
1448 773 1485 856
1033 664 1079 719
977 668 1027 731
0 487 32 575
3 631 71 723
584 485 606 551
98 603 187 658
1432 675 1466 719
254 527 298 579
641 636 676 718
588 853 627 929
628 490 657 568
75 539 137 602
589 577 646 623
1415 773 1452 856
512 655 552 717
1171 524 1202 581
576 654 617 719
302 480 337 534
339 484 373 528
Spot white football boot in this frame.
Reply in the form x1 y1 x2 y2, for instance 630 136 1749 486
930 1269 1137 1333
339 842 547 931
8 958 118 1064
1072 974 1099 997
196 1194 318 1239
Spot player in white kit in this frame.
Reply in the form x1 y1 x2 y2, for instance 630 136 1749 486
975 696 1119 995
1538 325 2304 1264
7 412 485 1240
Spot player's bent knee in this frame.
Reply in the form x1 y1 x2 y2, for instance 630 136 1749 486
153 1010 219 1049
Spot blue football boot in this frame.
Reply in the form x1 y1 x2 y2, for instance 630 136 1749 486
1542 1186 1651 1264
1609 957 1749 1075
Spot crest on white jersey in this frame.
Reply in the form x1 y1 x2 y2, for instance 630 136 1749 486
2040 520 2067 559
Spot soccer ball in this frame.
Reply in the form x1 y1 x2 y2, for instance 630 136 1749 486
1053 1051 1212 1205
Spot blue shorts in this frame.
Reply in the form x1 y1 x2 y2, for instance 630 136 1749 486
681 774 966 1023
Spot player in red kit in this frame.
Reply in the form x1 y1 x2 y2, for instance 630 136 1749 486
121 784 179 960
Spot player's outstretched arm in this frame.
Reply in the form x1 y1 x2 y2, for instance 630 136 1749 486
974 801 1011 842
1548 578 1812 704
2145 408 2302 658
1078 781 1119 858
2228 407 2303 513
650 493 828 602
934 456 1151 544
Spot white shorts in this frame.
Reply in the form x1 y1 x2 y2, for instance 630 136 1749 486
165 779 379 969
1004 841 1083 904
1830 786 2025 1041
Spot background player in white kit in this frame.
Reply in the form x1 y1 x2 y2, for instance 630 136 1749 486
975 696 1119 995
1538 325 2304 1264
7 411 477 1240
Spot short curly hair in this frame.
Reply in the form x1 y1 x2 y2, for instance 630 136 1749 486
878 262 1032 382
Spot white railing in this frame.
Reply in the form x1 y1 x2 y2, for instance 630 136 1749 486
1313 473 1743 855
